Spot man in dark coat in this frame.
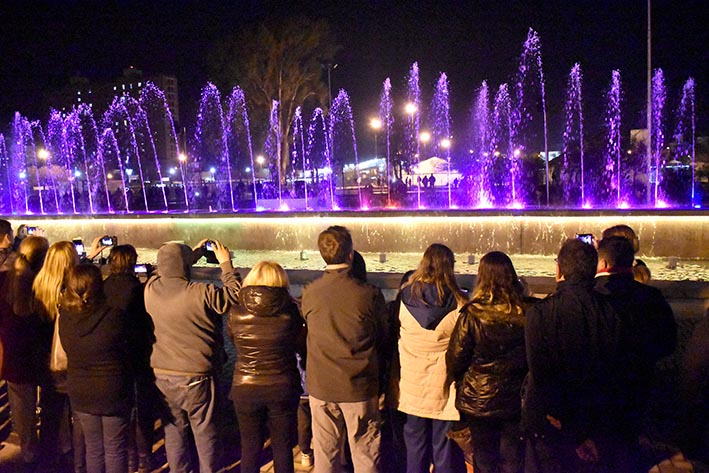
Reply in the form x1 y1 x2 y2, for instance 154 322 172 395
523 239 622 472
595 236 677 469
301 226 387 473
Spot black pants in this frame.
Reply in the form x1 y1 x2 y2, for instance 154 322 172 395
297 396 312 454
467 416 523 473
233 388 298 473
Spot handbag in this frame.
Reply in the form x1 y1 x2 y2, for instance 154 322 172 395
50 313 68 372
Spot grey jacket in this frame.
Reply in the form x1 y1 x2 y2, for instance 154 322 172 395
145 243 241 375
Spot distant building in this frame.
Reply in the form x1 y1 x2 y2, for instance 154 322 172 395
47 67 181 181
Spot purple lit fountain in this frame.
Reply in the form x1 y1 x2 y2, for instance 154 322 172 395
562 63 585 207
0 30 701 217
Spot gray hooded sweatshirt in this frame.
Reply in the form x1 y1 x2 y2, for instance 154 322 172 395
145 243 241 375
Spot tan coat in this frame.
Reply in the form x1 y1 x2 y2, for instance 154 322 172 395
395 302 462 421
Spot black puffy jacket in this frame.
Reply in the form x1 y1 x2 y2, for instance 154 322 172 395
226 286 305 391
446 300 528 419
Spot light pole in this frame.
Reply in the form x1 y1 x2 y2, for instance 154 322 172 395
321 61 338 110
37 148 50 214
441 138 452 207
370 117 384 203
406 103 420 207
178 153 189 211
646 0 653 205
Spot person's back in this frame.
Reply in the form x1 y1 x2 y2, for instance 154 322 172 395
594 236 676 467
524 239 621 472
227 262 305 473
60 291 131 416
228 285 303 389
59 264 132 473
595 237 676 380
144 240 240 473
145 242 240 374
303 267 384 401
301 226 386 473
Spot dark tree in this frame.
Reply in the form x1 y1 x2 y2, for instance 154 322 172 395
209 17 339 183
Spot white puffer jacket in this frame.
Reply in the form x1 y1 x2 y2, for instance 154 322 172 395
395 301 462 421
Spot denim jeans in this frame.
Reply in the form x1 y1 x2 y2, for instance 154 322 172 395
7 382 40 463
155 373 220 473
74 411 130 473
403 414 464 473
309 395 381 473
233 392 298 473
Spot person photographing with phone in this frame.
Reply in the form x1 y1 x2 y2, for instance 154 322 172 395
144 239 241 473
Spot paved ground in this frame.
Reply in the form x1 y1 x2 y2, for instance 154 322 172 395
0 384 313 473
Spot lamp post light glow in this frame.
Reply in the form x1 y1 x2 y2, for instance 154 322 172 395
419 131 431 144
177 153 189 211
405 102 417 115
369 117 386 204
37 149 50 160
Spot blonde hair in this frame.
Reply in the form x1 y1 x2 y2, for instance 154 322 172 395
242 261 289 288
33 241 79 321
4 235 49 316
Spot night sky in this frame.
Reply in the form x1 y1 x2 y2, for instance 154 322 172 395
1 0 706 150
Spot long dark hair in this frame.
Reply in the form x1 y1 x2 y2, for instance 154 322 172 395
471 251 524 314
4 235 49 316
403 243 467 306
60 264 106 312
109 245 138 275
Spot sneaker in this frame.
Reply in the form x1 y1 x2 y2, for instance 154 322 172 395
301 451 313 467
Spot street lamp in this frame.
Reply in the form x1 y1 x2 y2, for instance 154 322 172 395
369 117 386 205
37 149 49 160
405 102 417 115
178 153 189 210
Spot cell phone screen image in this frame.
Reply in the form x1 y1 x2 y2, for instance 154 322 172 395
576 233 593 245
134 264 147 273
26 227 37 235
101 236 114 246
74 243 86 255
205 241 215 252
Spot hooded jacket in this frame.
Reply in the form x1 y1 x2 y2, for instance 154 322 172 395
447 300 529 419
59 303 131 416
226 286 305 395
145 243 241 375
395 284 463 421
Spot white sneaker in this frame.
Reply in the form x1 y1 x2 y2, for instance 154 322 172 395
301 452 313 467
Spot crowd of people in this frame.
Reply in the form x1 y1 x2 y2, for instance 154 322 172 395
0 219 707 473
